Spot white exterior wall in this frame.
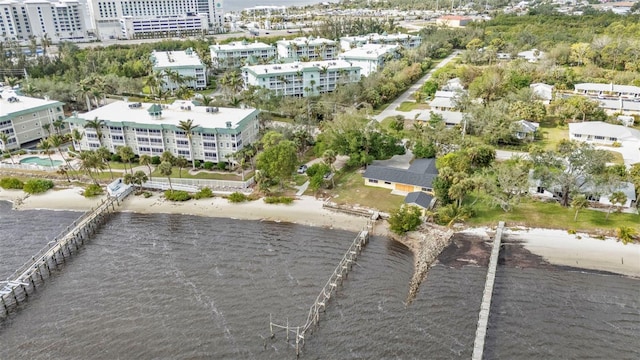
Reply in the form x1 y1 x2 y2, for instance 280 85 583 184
210 41 276 69
0 1 31 41
24 0 88 42
276 37 339 61
119 14 207 39
0 96 65 150
151 50 207 90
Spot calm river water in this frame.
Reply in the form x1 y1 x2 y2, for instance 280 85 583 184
0 201 638 359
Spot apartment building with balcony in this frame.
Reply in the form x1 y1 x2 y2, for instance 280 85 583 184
210 40 276 69
0 89 66 151
242 60 361 97
65 100 260 163
151 48 207 91
119 13 208 39
276 36 339 61
339 32 422 51
338 43 399 77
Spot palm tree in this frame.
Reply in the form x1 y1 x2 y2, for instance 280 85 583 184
175 156 188 178
571 194 589 221
607 191 627 220
52 119 65 135
158 161 173 191
322 149 336 172
78 77 94 111
96 146 114 179
38 138 55 166
124 170 148 193
42 123 52 136
177 119 199 169
616 226 638 244
49 134 75 177
144 71 166 98
117 146 135 175
72 128 84 151
57 165 71 183
139 154 153 181
0 133 15 164
85 117 105 146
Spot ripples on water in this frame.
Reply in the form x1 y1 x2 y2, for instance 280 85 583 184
0 204 638 359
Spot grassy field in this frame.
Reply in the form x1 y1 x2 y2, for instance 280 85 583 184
466 195 639 233
538 125 569 150
605 150 625 164
327 171 405 213
396 101 431 112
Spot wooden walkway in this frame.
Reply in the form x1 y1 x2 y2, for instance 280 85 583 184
269 219 374 356
0 186 134 317
472 221 505 360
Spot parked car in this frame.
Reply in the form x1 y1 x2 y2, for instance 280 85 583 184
297 165 308 174
323 172 333 180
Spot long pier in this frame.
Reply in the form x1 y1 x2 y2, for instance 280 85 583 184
269 219 374 356
0 187 133 317
472 221 505 360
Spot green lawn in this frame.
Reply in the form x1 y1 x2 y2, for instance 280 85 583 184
538 125 569 150
466 195 639 233
327 171 405 213
151 168 245 180
605 150 625 165
396 101 431 112
108 161 137 170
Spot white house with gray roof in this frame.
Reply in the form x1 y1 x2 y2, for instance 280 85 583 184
151 48 207 91
276 36 339 61
210 40 277 69
363 158 438 194
242 60 361 97
597 98 640 115
65 100 259 163
339 32 422 51
574 83 640 98
429 90 459 111
569 121 640 146
0 89 65 151
338 43 399 77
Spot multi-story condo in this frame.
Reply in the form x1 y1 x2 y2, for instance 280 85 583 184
339 32 422 51
151 48 207 91
65 100 260 163
339 43 399 77
242 60 361 97
88 0 224 40
276 36 339 61
210 40 276 70
0 0 90 43
119 13 208 39
0 89 66 151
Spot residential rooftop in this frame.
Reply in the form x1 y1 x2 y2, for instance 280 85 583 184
276 36 337 46
151 49 203 68
575 83 640 96
67 100 258 129
210 40 274 51
340 43 399 60
243 59 358 75
340 32 421 42
0 89 62 117
569 121 640 140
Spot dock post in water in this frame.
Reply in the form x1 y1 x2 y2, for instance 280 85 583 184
472 221 505 360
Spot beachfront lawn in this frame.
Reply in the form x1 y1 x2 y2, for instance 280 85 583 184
328 171 405 213
108 161 138 170
396 101 430 112
466 195 639 233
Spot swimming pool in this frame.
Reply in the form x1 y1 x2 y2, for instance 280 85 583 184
20 156 63 167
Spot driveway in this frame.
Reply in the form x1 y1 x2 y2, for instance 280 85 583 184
373 51 459 122
597 139 640 167
495 150 530 161
371 149 413 169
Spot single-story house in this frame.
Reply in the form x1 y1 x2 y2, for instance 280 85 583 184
530 83 554 103
531 179 637 209
514 120 539 141
517 49 545 63
496 52 512 60
598 98 640 115
443 78 464 92
363 158 438 194
569 121 640 145
429 90 459 111
415 110 463 127
617 115 635 127
405 191 435 212
574 83 640 98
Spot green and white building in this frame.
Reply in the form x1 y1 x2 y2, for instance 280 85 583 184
65 100 260 163
210 40 277 69
339 32 422 51
339 43 400 77
276 36 339 61
151 48 207 91
242 60 361 97
0 89 66 151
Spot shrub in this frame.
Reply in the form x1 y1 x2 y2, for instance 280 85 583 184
264 196 294 204
228 192 248 203
111 154 122 162
204 161 214 170
193 160 201 168
164 190 192 201
23 179 54 194
612 141 622 148
388 205 423 235
217 162 227 171
193 187 214 199
151 156 161 165
83 184 104 197
0 177 24 189
2 153 9 159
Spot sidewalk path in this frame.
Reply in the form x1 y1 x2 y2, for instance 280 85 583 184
373 51 459 122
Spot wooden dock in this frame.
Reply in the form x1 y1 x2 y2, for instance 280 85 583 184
269 219 374 356
0 186 134 317
472 221 505 360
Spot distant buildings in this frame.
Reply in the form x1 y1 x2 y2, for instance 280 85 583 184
339 32 422 51
151 48 207 91
574 83 640 99
338 43 399 77
119 13 208 40
436 15 472 27
276 36 339 61
65 100 260 163
0 89 66 151
210 40 277 69
517 49 545 63
242 60 361 97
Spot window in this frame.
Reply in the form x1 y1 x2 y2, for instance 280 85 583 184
573 134 582 138
594 136 605 140
384 181 391 185
368 179 378 183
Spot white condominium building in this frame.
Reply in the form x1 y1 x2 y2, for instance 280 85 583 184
339 43 399 77
151 48 207 91
340 32 422 51
0 89 66 151
242 60 361 97
276 36 339 61
119 13 208 39
0 0 90 43
210 40 276 69
65 100 259 163
88 0 224 40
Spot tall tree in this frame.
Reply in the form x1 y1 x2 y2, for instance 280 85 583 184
177 119 199 169
37 138 55 167
0 133 14 164
139 154 153 181
48 134 74 178
570 194 589 221
607 191 627 220
96 146 114 179
256 131 298 189
158 161 173 191
85 117 105 146
117 146 135 174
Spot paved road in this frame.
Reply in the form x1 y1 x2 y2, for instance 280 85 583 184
373 50 459 122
